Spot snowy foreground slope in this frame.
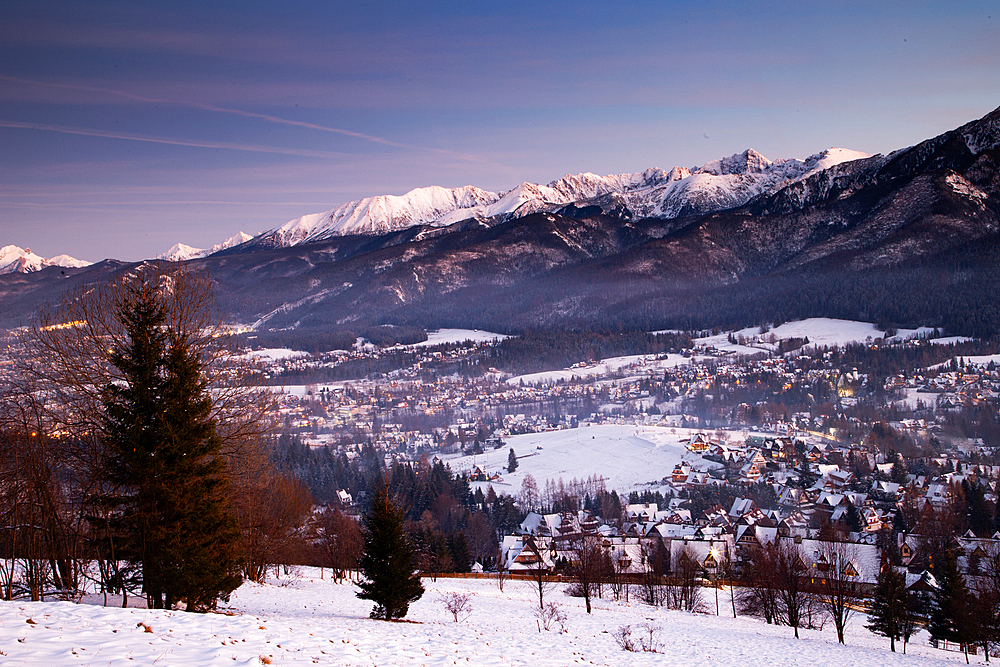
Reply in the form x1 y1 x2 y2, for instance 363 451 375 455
0 572 963 666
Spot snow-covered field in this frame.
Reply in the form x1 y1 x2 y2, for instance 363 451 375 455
507 354 695 386
696 318 971 354
511 318 974 387
246 348 310 362
447 425 726 492
407 329 509 348
0 571 965 666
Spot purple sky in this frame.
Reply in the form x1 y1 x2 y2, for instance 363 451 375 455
1 1 998 262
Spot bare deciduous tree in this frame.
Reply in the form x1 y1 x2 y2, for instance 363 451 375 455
234 467 313 584
668 547 705 613
813 540 863 644
12 265 278 608
638 539 668 607
775 539 811 639
737 543 782 624
315 507 363 582
567 535 604 613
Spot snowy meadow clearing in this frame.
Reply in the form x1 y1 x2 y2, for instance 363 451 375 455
448 424 723 494
0 569 967 666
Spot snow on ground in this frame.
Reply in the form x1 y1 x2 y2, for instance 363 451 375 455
407 328 510 348
518 319 977 388
245 348 309 362
508 354 695 386
893 388 939 411
927 336 976 346
927 353 1000 371
447 424 725 492
0 572 967 666
961 354 1000 366
697 319 973 354
701 318 886 351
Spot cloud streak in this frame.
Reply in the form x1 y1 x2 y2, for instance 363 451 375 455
0 75 502 169
0 118 352 159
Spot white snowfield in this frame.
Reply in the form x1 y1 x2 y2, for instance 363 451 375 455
245 348 310 362
449 424 720 491
407 329 510 348
507 353 697 385
698 318 970 352
0 572 962 666
511 318 969 387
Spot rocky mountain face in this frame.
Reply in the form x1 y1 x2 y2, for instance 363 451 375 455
2 106 999 338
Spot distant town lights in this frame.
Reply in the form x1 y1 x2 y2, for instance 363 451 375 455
40 319 86 331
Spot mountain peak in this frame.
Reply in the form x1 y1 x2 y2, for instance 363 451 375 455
0 244 91 274
960 104 1000 154
699 149 773 176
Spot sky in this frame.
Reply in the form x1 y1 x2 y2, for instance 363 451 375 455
1 1 998 263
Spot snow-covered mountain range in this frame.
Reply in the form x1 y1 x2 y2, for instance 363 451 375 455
156 232 254 262
0 245 91 275
5 147 871 267
256 147 871 247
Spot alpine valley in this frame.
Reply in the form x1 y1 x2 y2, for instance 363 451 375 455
2 106 999 342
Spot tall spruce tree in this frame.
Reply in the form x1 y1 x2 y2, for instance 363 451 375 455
930 551 976 663
101 273 243 611
102 278 170 608
866 559 908 652
357 482 424 619
156 331 243 610
507 448 518 473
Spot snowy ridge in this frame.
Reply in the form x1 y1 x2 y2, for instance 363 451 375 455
156 231 253 262
268 185 499 246
263 148 871 247
0 245 91 274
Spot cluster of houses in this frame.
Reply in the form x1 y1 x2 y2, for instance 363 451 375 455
499 479 1000 597
499 497 883 588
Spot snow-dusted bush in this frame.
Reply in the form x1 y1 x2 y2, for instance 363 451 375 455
439 592 473 623
535 602 567 632
613 623 662 652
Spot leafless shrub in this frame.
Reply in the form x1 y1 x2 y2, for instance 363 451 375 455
636 622 663 652
613 625 636 651
439 592 473 623
535 601 566 632
613 623 662 652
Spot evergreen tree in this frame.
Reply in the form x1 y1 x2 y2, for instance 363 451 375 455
845 501 863 533
929 551 976 662
507 448 518 473
964 480 993 537
357 482 424 619
156 331 243 610
866 559 907 652
448 533 471 573
101 276 243 611
102 280 170 607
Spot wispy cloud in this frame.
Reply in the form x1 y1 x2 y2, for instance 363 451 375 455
0 75 505 169
0 118 353 159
